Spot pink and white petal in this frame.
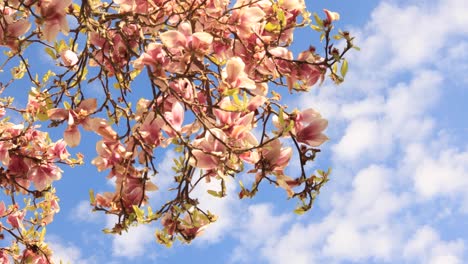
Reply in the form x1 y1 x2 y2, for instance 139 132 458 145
244 7 266 23
298 108 322 123
304 133 329 147
225 57 245 83
323 9 340 22
190 150 217 169
178 22 192 36
192 32 213 45
79 98 97 112
8 19 31 37
160 30 187 49
64 125 81 147
47 108 68 120
238 76 257 89
171 102 184 131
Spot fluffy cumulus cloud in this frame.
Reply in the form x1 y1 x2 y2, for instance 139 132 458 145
223 0 468 263
48 236 97 264
111 223 156 259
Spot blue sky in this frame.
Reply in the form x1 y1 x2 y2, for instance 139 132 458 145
2 0 468 263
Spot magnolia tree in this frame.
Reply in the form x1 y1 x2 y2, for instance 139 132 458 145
0 0 356 262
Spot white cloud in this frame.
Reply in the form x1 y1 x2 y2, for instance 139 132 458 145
404 226 465 264
48 236 96 264
70 200 103 223
192 177 241 244
409 145 468 199
230 203 292 263
111 224 155 259
332 118 393 162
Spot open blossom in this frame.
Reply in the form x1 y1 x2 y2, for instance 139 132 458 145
230 5 266 37
7 210 25 229
36 0 72 42
139 112 164 146
92 140 130 172
160 22 213 54
295 108 328 147
221 57 256 90
0 14 31 50
190 128 228 170
48 98 97 147
133 43 169 76
28 163 62 190
60 50 78 66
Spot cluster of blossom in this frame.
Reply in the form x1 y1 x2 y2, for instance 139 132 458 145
0 105 80 262
0 0 354 261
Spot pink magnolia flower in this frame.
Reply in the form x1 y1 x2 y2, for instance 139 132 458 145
133 43 169 76
287 50 324 91
261 139 292 173
48 98 97 147
190 128 227 169
230 6 266 37
259 139 298 196
169 79 195 101
139 112 164 146
60 50 78 66
323 9 340 22
163 101 185 133
0 15 31 50
28 163 62 190
91 140 130 172
8 154 29 175
47 139 69 160
87 118 118 141
221 57 256 90
36 0 72 42
160 22 213 54
295 108 328 147
94 192 115 208
7 210 25 229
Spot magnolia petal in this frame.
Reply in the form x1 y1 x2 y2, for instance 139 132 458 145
304 133 329 147
225 57 245 83
8 19 31 38
299 118 328 138
190 150 217 169
171 102 184 131
64 125 80 147
192 32 213 45
324 9 340 22
79 98 97 112
298 108 322 123
160 30 187 49
145 181 159 191
244 7 266 23
238 76 257 89
60 50 78 66
47 108 68 120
